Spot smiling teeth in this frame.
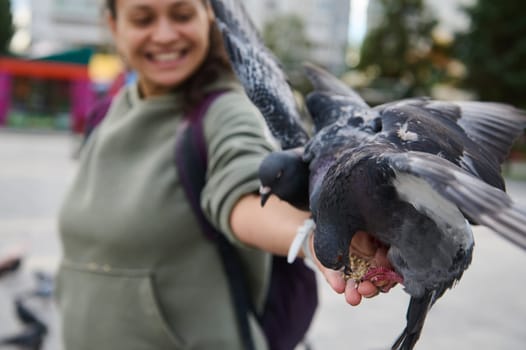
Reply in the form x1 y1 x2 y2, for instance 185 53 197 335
153 52 181 62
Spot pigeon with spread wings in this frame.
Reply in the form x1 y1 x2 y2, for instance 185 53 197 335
301 63 526 350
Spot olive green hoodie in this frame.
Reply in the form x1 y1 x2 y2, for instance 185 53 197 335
57 75 277 350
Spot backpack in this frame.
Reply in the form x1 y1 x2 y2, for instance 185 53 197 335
84 91 318 350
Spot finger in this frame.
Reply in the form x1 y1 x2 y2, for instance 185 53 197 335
358 281 379 298
324 269 346 294
344 279 362 306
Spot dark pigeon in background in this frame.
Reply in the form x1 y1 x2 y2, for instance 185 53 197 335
302 63 526 349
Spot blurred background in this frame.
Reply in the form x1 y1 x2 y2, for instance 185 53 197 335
1 0 525 349
1 0 526 133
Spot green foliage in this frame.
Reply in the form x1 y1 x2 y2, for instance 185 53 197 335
455 0 526 108
0 0 14 55
358 0 440 98
262 14 312 94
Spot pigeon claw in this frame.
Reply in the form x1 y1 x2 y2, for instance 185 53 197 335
362 266 404 293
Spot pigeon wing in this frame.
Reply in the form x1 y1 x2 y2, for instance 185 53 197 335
384 151 526 250
211 0 309 149
453 102 526 163
388 99 526 164
305 91 371 132
374 101 509 190
303 63 372 131
303 62 368 106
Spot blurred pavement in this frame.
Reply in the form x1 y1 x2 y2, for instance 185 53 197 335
0 130 525 350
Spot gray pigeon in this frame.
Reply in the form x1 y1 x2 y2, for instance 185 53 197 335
301 63 526 350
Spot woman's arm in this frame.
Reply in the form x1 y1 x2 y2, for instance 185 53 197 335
230 194 310 256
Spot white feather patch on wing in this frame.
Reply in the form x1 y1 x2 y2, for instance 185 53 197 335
397 122 419 142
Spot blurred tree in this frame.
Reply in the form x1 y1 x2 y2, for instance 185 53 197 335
357 0 440 100
455 0 526 108
263 14 311 94
0 0 14 55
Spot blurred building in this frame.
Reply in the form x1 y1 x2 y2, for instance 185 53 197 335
27 0 352 72
0 48 95 133
0 1 113 133
244 0 351 73
4 0 353 132
29 0 107 56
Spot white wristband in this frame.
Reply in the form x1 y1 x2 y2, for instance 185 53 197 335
287 218 315 263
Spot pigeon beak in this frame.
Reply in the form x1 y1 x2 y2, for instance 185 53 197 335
259 185 271 207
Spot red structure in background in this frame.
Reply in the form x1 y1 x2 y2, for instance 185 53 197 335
0 56 95 133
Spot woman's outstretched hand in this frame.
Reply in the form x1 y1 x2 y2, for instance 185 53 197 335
309 231 397 306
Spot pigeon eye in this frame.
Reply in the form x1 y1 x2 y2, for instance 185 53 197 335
276 170 283 180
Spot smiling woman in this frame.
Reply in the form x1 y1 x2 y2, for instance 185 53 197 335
56 1 390 349
57 1 292 349
106 0 230 103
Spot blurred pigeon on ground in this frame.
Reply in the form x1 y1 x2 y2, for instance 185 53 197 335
210 0 309 149
301 63 526 349
0 298 47 350
14 298 46 326
0 325 46 350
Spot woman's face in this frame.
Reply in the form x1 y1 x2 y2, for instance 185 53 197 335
109 0 213 97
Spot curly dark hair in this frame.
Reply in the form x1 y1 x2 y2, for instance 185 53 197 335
105 0 233 112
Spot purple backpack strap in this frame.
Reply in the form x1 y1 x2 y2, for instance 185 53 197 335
175 91 226 240
84 94 114 139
